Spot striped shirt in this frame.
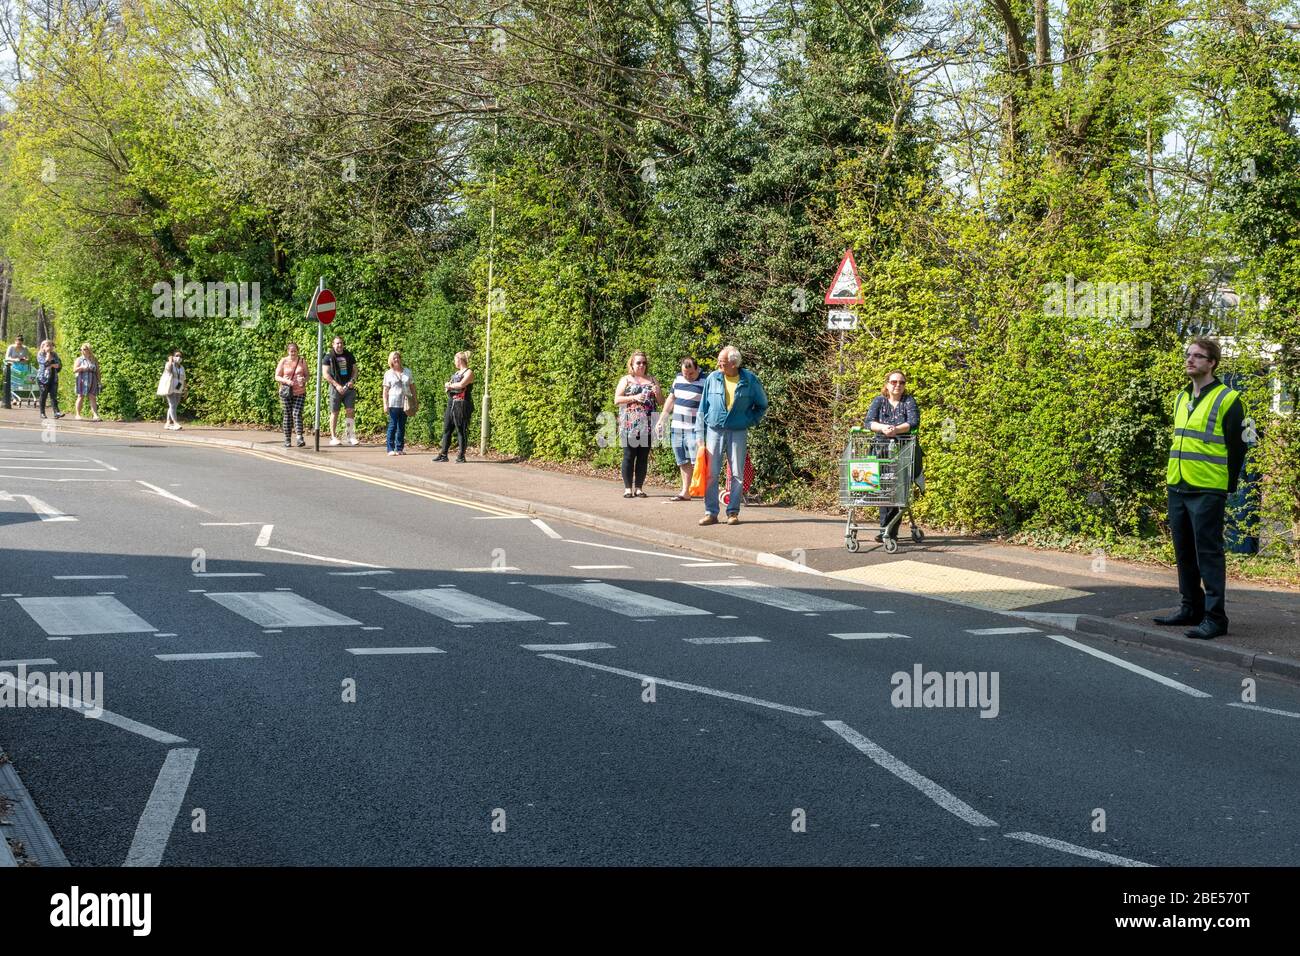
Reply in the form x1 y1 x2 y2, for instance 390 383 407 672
670 374 704 431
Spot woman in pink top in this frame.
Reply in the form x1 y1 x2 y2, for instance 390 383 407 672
275 342 309 447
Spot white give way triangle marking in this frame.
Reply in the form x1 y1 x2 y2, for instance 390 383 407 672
0 489 76 521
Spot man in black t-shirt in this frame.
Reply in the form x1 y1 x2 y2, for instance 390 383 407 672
322 335 359 446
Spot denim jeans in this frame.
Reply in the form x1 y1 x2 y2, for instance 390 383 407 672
703 426 748 516
386 407 407 452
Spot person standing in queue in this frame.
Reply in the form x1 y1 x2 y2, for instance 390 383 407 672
695 345 767 525
433 351 473 462
1154 338 1248 640
322 335 359 446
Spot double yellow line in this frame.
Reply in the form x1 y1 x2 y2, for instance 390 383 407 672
238 448 524 517
0 418 523 518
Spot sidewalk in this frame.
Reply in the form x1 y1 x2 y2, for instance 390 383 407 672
5 408 1298 680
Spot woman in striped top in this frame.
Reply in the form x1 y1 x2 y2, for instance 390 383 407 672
656 356 704 500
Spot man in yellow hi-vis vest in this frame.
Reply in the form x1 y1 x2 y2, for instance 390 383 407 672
1154 338 1248 640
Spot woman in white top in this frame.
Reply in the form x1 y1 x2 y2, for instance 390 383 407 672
160 349 186 430
382 350 416 456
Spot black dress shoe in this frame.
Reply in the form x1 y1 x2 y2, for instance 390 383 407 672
1185 621 1227 640
432 454 449 462
1153 610 1200 626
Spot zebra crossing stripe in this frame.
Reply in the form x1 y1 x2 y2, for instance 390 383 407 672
378 588 541 624
686 579 862 613
533 582 710 618
204 592 361 628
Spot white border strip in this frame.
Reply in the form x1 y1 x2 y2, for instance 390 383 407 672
1047 634 1212 698
823 720 998 827
1004 831 1154 867
124 748 200 866
539 654 823 717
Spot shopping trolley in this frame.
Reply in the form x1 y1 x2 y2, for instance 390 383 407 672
839 428 922 553
7 362 38 408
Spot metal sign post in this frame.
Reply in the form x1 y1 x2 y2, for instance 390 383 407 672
311 277 324 452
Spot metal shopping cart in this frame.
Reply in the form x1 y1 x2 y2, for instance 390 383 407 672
7 362 39 408
839 428 923 553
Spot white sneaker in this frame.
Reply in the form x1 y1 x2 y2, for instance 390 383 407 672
348 436 359 446
329 436 341 446
387 450 397 456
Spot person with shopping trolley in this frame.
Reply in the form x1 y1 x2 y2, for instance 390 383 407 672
695 345 767 526
863 370 921 543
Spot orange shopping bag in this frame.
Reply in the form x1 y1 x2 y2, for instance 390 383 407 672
688 448 710 498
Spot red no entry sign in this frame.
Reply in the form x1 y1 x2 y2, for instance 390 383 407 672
312 288 336 324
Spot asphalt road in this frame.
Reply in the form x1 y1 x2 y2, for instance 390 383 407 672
1 424 1298 866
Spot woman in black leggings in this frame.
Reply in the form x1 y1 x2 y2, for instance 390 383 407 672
36 339 64 419
434 351 474 462
614 350 662 498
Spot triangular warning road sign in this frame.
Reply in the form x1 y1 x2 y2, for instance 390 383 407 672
824 250 864 305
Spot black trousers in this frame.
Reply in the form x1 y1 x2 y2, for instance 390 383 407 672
1167 488 1228 628
622 444 650 489
440 398 470 457
39 374 60 415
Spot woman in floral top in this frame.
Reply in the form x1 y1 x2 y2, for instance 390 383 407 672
613 350 662 498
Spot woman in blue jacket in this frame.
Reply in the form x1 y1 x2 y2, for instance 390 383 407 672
694 346 768 525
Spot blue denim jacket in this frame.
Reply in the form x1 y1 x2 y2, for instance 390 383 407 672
695 368 768 436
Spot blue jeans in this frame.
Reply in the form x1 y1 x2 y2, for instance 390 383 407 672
703 426 747 516
386 407 407 452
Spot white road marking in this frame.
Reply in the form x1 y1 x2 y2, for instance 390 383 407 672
1227 702 1300 719
255 524 274 547
472 514 533 520
966 627 1040 635
360 626 384 631
137 480 197 508
0 475 124 482
717 614 738 620
0 658 57 667
541 654 824 716
155 652 260 661
548 621 568 626
0 457 90 462
873 610 896 614
329 569 393 576
258 545 385 568
204 592 361 628
193 572 264 578
199 522 265 526
89 458 118 471
532 518 563 539
680 561 736 568
6 673 185 744
684 635 768 645
346 646 445 655
1 593 21 597
1013 611 1081 629
16 596 156 635
0 465 102 470
96 591 115 596
0 491 76 521
564 539 683 558
520 642 614 651
757 551 825 576
535 582 710 618
379 588 542 624
453 566 523 573
1047 634 1212 698
823 720 998 827
124 748 200 867
154 633 178 638
54 574 127 580
570 565 631 570
1003 832 1154 867
831 632 910 640
687 578 863 613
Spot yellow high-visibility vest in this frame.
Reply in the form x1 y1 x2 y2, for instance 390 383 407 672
1166 383 1240 491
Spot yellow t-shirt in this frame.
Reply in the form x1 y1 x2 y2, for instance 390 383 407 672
724 373 740 410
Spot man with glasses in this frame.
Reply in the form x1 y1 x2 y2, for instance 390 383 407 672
1154 338 1248 640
